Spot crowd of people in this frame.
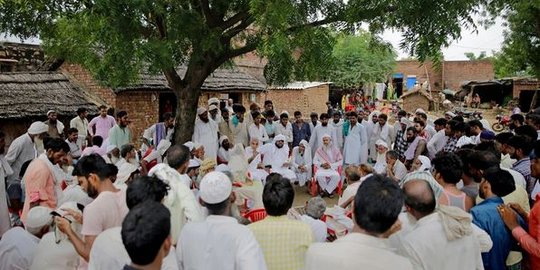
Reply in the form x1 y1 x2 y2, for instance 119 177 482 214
1 96 540 270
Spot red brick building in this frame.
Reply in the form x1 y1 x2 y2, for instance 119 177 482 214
266 82 330 116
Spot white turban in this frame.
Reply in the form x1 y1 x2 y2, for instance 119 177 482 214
183 141 194 152
209 104 218 111
47 110 56 116
375 139 389 149
208 97 220 105
188 159 200 168
199 171 232 204
219 135 229 145
28 121 49 135
197 107 207 115
274 134 286 142
26 206 53 234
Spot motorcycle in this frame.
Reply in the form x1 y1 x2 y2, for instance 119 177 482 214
492 114 511 132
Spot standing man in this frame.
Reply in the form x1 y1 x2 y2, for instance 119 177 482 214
264 110 277 140
218 108 235 145
108 111 132 151
248 175 313 270
177 171 267 269
275 113 293 145
69 107 89 149
507 135 536 195
231 106 249 147
5 121 49 182
248 111 269 146
403 127 428 169
88 105 116 141
142 112 175 148
471 167 524 270
343 112 368 166
305 175 412 270
292 111 311 148
330 112 344 149
308 112 320 133
208 98 223 124
65 128 82 159
370 113 392 162
44 110 64 139
21 138 70 223
442 120 464 153
309 113 337 156
0 131 12 236
225 98 234 114
193 108 219 161
393 118 410 161
427 118 448 158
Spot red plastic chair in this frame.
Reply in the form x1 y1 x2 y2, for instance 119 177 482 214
310 165 343 197
243 208 267 222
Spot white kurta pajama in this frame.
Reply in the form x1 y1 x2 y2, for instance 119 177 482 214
260 135 296 180
427 129 448 158
248 123 269 146
369 123 391 161
343 123 368 165
291 140 312 186
274 122 293 143
330 119 344 149
193 118 219 161
5 133 37 182
314 138 343 194
0 154 13 236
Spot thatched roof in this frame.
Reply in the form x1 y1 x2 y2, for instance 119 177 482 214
0 72 103 119
115 66 266 93
401 89 434 101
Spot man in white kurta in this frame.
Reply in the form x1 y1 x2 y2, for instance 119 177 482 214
274 114 293 144
397 180 483 270
309 114 337 157
343 112 368 166
193 107 219 161
369 113 392 162
314 135 343 196
0 133 13 236
330 113 344 149
5 121 48 182
260 135 297 181
427 129 448 159
365 111 380 161
177 171 267 270
248 112 269 146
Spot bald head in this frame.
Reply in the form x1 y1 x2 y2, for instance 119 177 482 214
403 180 436 218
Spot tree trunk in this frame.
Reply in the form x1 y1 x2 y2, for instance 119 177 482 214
171 82 201 145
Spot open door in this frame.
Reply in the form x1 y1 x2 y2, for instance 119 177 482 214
159 93 177 121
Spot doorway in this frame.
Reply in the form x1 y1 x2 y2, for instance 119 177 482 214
159 93 177 122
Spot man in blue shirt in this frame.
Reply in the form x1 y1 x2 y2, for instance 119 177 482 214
472 167 526 270
292 111 311 148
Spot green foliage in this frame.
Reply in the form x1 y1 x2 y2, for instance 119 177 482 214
464 51 487 60
325 31 396 88
483 0 540 78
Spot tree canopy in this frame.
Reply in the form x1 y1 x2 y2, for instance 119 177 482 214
325 32 396 89
464 51 487 61
0 0 497 142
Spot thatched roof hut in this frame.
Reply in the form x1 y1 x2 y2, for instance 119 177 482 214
0 71 103 119
114 66 266 93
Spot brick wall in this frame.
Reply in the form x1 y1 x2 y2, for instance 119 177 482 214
234 52 267 83
443 60 494 91
116 91 159 147
61 63 116 107
394 60 442 92
265 85 329 116
0 42 44 72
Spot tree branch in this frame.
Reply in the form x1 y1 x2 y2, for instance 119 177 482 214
222 16 255 40
222 40 260 61
199 0 218 27
220 9 250 31
163 67 185 89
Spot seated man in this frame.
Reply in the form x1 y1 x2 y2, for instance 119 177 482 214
338 165 361 209
260 134 296 181
217 136 232 165
313 134 343 198
300 197 327 242
305 175 412 270
291 140 312 187
80 136 105 157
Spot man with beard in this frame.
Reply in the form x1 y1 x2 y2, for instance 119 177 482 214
21 137 70 223
218 108 235 145
208 97 223 124
231 105 249 147
193 107 219 161
260 134 297 181
393 118 410 161
217 136 232 165
343 112 368 166
442 120 465 153
330 112 344 149
427 118 448 158
370 113 392 162
471 167 525 270
365 111 380 161
65 128 82 159
44 110 65 139
403 127 427 170
313 135 343 198
5 121 48 183
142 112 175 149
108 111 132 153
507 135 537 195
56 154 129 266
309 113 337 157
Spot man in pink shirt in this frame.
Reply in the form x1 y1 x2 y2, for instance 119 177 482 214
499 140 540 269
21 137 70 224
88 105 116 140
55 154 129 268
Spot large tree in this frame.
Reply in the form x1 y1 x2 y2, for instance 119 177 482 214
1 0 486 143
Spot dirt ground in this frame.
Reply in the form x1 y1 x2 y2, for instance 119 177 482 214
292 185 338 207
